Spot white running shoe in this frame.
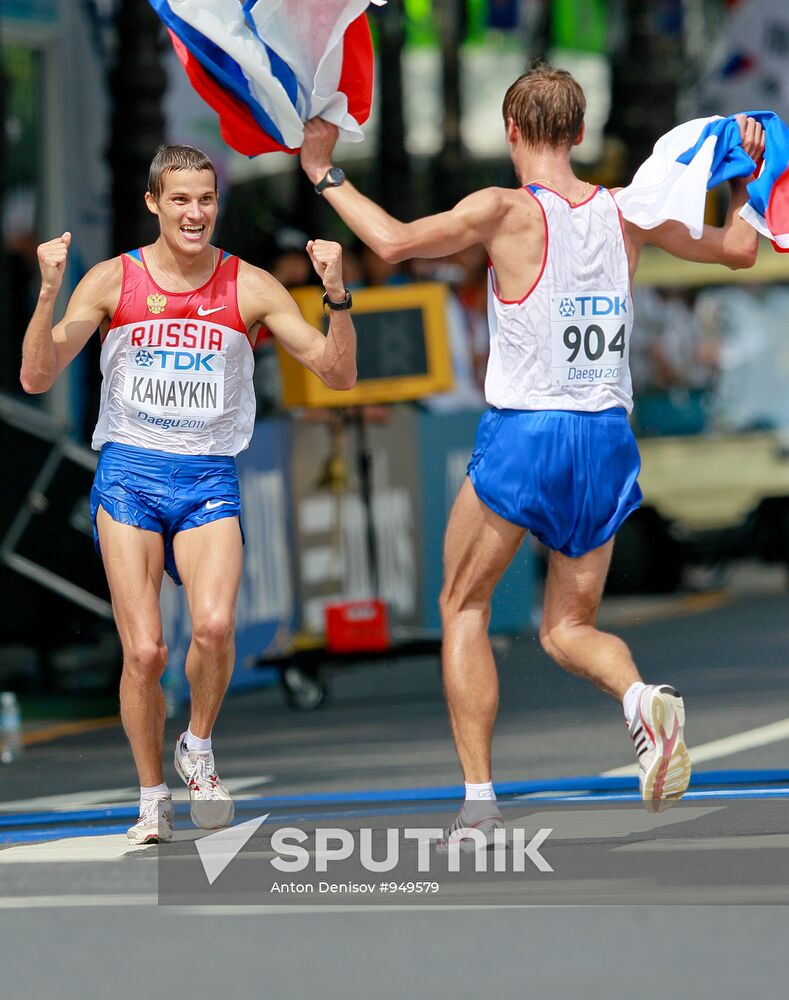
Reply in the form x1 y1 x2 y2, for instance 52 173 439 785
127 796 174 845
628 685 691 809
438 802 505 852
174 733 235 830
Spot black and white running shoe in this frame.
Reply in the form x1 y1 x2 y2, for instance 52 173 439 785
629 685 691 809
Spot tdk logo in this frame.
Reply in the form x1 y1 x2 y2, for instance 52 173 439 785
134 349 216 372
557 295 628 318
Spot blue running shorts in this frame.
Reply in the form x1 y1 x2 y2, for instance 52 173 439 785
90 442 243 585
468 407 642 558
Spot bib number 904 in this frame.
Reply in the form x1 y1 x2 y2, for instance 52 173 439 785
562 323 626 364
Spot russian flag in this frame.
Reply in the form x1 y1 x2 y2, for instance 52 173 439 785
148 0 382 156
615 111 789 252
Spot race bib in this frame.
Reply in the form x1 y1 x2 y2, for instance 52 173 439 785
550 292 631 387
123 345 226 423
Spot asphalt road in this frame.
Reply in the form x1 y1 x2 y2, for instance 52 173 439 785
1 567 788 998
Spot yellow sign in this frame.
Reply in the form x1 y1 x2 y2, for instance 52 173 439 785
278 282 454 408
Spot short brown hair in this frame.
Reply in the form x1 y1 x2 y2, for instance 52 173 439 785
502 61 585 149
147 144 217 201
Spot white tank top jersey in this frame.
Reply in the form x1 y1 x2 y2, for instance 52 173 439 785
92 248 256 456
485 184 634 413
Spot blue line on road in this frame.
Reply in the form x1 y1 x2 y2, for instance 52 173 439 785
0 769 786 833
2 784 789 845
0 824 131 844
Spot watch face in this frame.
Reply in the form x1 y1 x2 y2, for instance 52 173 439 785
327 167 345 186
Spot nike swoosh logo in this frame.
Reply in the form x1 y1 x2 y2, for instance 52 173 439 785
205 499 233 510
197 305 226 316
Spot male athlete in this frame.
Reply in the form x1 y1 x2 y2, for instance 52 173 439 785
21 145 356 843
300 63 763 830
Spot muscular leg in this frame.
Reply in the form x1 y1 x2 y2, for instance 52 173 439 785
540 540 641 700
440 479 526 784
172 516 243 739
96 507 168 787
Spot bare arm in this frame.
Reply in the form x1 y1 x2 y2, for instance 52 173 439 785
238 240 356 391
21 233 119 393
622 114 765 272
625 178 759 270
300 119 500 262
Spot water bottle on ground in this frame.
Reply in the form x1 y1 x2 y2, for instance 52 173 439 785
1 691 22 764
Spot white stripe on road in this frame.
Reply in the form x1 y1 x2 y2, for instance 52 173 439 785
687 717 789 764
0 788 139 813
0 832 200 864
0 896 552 912
603 716 789 777
0 776 273 813
0 895 157 909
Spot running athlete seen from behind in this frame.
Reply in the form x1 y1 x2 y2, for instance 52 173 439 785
299 62 763 833
21 145 357 844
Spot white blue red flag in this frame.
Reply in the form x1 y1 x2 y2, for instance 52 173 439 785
615 111 789 252
148 0 384 156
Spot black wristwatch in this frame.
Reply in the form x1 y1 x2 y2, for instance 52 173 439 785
322 289 353 311
314 166 346 195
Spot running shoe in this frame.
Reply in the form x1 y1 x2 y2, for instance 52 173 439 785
437 801 505 852
628 684 691 808
174 733 235 830
127 796 174 845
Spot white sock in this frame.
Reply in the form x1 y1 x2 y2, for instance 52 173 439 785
465 781 496 801
185 726 212 753
140 782 170 800
623 682 646 726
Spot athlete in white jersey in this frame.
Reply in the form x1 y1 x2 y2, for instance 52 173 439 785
300 62 764 830
22 144 357 844
485 183 634 413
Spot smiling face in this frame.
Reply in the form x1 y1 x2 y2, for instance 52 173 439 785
144 168 219 258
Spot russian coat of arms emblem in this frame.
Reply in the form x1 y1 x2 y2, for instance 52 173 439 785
146 293 167 315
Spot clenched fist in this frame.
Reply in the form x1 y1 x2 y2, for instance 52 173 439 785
37 232 72 294
306 239 345 299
